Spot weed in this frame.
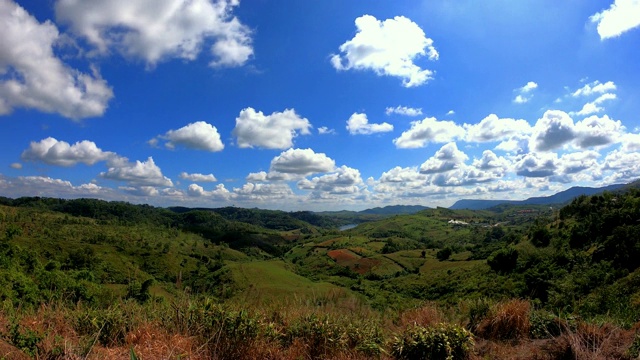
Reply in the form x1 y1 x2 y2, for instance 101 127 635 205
391 322 474 360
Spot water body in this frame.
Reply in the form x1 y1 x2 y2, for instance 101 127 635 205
339 224 357 231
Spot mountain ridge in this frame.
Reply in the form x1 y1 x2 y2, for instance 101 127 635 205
450 183 627 210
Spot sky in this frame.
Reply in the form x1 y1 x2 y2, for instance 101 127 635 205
1 0 640 211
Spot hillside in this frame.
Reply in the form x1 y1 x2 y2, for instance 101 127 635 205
3 190 640 358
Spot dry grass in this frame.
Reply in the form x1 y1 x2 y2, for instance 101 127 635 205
396 303 445 329
476 299 531 341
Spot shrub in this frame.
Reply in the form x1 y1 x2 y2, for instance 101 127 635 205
391 323 474 360
487 247 518 274
436 248 452 261
529 310 564 339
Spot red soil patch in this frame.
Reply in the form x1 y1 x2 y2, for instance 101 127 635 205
327 249 381 274
327 249 360 264
352 258 381 274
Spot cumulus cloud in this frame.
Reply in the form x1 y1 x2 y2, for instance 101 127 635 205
331 15 438 87
385 106 423 117
393 117 465 148
0 0 113 119
572 80 616 97
529 110 577 151
21 137 119 166
513 81 538 103
379 166 425 183
297 166 365 195
179 172 217 182
187 183 230 199
232 107 312 149
246 171 268 182
464 114 533 143
54 0 253 67
590 0 640 40
574 93 617 116
515 152 559 178
472 150 510 173
0 175 109 199
419 142 469 174
269 148 335 175
574 114 624 148
557 151 600 175
621 133 640 152
346 113 393 135
233 182 294 201
100 157 173 187
155 121 224 151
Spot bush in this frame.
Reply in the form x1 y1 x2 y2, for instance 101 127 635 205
487 247 518 274
391 323 474 360
436 248 452 261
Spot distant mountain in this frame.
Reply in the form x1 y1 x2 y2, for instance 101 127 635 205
450 183 627 210
358 205 429 215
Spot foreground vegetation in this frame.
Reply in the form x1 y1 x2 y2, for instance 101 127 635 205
1 186 640 358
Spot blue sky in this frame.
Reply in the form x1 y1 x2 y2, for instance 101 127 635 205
1 0 640 211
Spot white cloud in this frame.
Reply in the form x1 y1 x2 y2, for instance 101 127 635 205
529 110 577 151
331 15 438 87
10 163 22 169
557 151 600 175
446 110 455 116
297 166 365 195
472 150 510 173
0 175 110 199
571 80 616 97
179 172 217 182
100 157 173 187
513 81 538 103
514 95 528 104
515 152 559 178
393 117 465 148
0 0 113 119
21 137 118 166
590 0 640 40
419 142 469 174
120 186 159 197
346 113 393 135
602 149 640 182
385 106 423 117
187 183 230 199
464 114 533 143
318 127 336 135
54 0 253 67
233 182 294 200
232 107 312 149
621 133 640 152
269 148 335 175
157 121 224 151
574 93 617 116
246 171 268 182
574 114 624 148
379 166 425 183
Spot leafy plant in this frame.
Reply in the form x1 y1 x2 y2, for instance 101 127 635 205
391 323 474 360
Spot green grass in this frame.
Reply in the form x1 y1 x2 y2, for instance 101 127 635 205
227 260 348 305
